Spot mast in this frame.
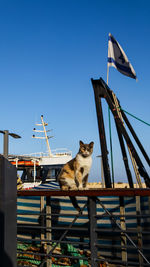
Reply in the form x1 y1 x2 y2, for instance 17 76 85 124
32 115 53 157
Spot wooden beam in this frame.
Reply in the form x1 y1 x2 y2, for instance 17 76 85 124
91 79 112 188
17 188 150 197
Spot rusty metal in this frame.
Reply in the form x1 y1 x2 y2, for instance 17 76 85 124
18 188 150 197
91 78 150 187
17 190 150 267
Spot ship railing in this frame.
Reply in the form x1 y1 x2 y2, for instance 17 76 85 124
22 148 72 158
52 148 72 156
17 188 150 267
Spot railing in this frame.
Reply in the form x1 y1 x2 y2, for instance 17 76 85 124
17 189 150 267
21 149 72 158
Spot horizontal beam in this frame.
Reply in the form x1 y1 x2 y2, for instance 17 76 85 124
17 188 150 197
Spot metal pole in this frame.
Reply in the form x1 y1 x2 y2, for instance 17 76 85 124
33 160 36 184
107 65 115 188
89 197 98 267
3 130 9 159
96 196 150 265
41 115 52 157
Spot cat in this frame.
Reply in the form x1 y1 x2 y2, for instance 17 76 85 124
58 140 94 212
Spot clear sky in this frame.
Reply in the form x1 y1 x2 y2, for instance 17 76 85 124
0 0 149 184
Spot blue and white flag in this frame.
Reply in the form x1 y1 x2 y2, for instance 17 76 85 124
108 33 137 79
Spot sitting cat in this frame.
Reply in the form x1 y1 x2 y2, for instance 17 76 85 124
58 140 94 211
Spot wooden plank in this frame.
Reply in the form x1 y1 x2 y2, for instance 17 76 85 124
46 196 52 267
92 78 112 188
119 197 127 263
40 196 45 244
136 196 143 267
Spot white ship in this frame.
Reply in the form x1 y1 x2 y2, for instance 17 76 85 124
9 115 72 189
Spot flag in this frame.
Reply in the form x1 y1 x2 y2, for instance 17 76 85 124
108 33 137 79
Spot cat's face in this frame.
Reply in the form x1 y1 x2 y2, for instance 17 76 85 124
79 140 94 157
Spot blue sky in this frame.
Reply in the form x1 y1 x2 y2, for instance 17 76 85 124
0 0 149 183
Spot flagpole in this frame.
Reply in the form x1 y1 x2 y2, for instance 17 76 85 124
106 32 137 188
107 64 115 188
107 63 109 85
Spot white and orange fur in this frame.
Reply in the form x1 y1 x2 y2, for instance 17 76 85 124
58 140 94 190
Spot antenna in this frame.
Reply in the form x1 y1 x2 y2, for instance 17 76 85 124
32 115 53 157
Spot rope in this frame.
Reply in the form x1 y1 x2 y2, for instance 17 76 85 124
108 107 115 188
119 107 150 127
112 92 142 188
107 97 148 188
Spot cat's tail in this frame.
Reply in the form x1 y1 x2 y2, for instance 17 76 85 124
70 196 82 213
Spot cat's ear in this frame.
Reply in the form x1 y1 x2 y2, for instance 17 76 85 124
89 141 94 148
79 140 84 146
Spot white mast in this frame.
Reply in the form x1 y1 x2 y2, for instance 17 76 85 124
32 115 53 157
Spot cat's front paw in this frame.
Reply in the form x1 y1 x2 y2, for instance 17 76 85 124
82 184 89 190
83 187 89 190
78 185 83 190
71 185 78 190
61 185 69 190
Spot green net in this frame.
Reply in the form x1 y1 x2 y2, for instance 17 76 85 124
17 242 89 266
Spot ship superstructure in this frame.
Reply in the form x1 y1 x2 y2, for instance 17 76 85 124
9 115 72 188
